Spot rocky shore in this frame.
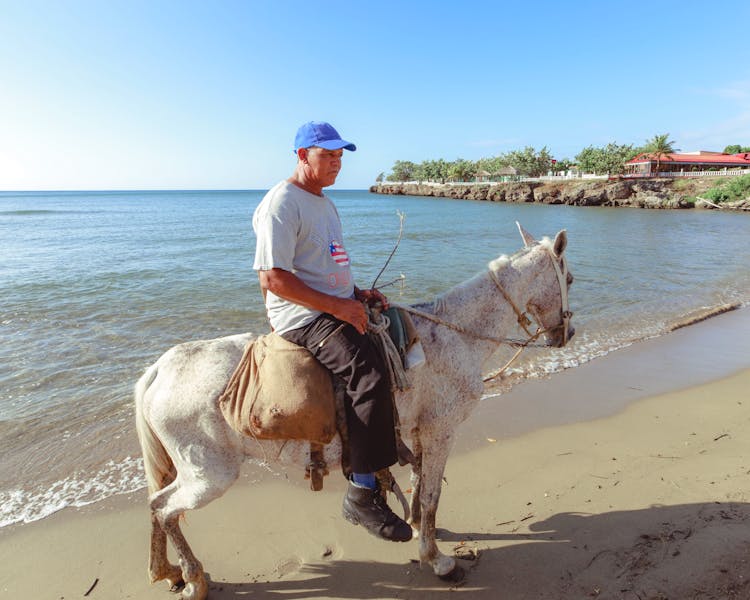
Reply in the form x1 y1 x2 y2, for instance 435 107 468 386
370 178 750 210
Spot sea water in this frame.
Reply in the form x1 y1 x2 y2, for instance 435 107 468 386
1 189 749 528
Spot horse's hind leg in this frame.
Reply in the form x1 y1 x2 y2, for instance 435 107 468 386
162 510 208 600
149 510 183 590
152 455 241 600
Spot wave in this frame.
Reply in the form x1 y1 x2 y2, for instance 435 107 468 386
0 456 146 528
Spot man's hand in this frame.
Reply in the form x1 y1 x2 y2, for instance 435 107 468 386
354 287 389 310
331 297 369 334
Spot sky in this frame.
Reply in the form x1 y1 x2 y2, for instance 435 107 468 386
1 0 749 191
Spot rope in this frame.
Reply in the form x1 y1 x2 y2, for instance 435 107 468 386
392 302 543 348
366 308 411 392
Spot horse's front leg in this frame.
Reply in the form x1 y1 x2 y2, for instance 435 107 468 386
409 435 423 532
417 430 460 579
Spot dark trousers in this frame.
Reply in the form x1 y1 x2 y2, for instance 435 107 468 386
282 313 398 474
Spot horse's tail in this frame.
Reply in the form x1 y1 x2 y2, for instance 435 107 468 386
134 363 176 497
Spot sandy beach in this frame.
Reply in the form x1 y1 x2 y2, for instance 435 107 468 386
2 309 750 600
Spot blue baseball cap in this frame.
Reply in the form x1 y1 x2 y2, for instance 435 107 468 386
293 121 356 153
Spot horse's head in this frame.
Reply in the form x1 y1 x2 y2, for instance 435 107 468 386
516 222 574 348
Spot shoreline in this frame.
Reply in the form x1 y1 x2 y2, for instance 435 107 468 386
370 179 750 210
466 304 750 448
2 309 750 598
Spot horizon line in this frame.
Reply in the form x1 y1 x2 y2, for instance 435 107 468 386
0 187 375 194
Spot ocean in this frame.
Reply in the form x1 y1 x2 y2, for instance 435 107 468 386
1 189 749 529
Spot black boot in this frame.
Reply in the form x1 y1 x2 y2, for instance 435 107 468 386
342 482 413 542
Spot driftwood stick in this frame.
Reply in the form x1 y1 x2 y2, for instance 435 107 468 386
83 577 99 596
696 196 750 211
696 196 723 209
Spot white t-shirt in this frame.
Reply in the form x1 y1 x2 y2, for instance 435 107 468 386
252 181 355 335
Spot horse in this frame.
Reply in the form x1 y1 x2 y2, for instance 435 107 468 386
134 223 574 600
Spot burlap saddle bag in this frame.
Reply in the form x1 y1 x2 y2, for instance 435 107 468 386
218 333 337 444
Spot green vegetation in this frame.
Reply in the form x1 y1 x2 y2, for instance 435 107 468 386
702 174 750 204
724 144 750 154
381 135 750 183
575 143 638 175
385 147 555 182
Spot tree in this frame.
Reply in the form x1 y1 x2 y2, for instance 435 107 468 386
642 133 677 175
387 160 417 182
575 143 637 175
724 144 750 154
447 158 475 182
501 146 553 177
418 159 449 183
433 159 449 183
375 172 385 183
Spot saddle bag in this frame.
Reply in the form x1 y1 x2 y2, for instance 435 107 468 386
218 333 337 444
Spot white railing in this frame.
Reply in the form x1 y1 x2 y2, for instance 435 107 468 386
656 169 749 178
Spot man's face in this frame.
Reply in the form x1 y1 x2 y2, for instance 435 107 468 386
303 147 343 188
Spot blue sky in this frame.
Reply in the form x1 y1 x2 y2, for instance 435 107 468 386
1 0 749 190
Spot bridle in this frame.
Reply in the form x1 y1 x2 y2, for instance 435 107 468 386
487 244 572 344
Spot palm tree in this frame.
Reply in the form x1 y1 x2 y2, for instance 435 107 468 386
643 133 677 176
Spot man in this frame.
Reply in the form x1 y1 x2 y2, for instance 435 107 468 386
252 121 412 543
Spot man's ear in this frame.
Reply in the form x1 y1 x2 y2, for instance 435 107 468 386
297 147 308 163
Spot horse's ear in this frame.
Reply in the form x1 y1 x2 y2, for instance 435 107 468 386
516 221 536 247
553 230 568 256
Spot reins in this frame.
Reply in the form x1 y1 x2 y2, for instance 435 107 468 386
393 302 542 348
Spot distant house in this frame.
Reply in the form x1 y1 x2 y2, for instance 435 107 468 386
624 151 750 177
493 166 518 182
474 169 492 182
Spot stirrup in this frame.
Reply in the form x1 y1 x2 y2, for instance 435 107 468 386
375 468 411 523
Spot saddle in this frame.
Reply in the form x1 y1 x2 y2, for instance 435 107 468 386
218 309 420 491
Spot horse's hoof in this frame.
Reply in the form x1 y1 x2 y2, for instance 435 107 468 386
438 563 466 583
180 578 208 600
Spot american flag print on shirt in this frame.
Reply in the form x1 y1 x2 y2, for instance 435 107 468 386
329 240 350 266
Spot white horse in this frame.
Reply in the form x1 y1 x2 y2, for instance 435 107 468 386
135 224 574 600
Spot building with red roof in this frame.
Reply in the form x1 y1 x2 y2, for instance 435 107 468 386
624 151 750 177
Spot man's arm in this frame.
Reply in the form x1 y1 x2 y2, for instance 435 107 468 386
259 268 370 334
